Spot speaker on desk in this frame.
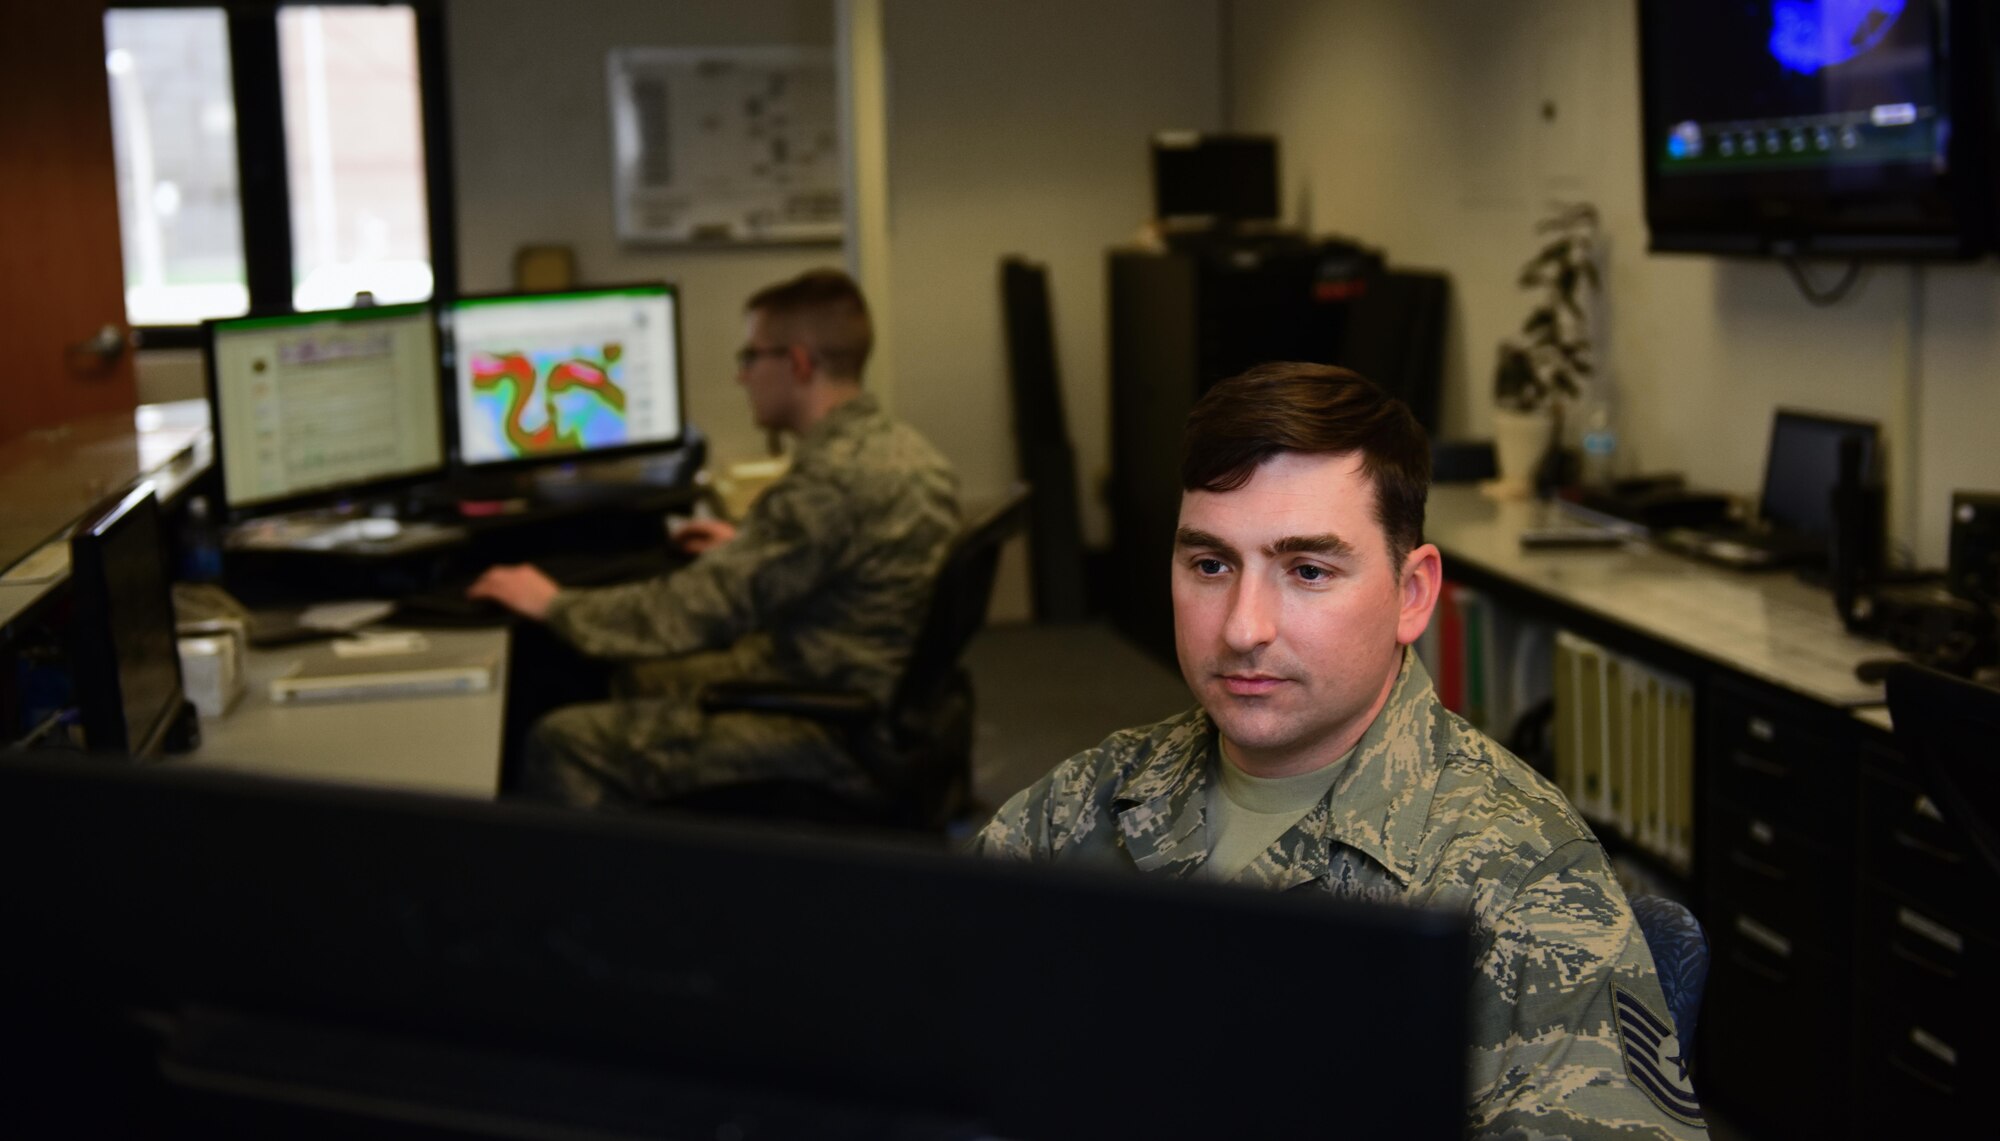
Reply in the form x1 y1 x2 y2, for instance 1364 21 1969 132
1948 491 2000 608
1830 435 1886 633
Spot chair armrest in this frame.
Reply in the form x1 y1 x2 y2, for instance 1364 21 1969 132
698 681 881 726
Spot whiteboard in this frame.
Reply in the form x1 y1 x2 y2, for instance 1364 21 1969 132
607 46 843 246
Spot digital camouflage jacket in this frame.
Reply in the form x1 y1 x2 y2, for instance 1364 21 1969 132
973 651 1707 1140
546 391 960 705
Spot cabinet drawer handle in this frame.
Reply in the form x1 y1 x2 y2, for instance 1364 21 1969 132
1730 749 1788 778
1734 914 1793 958
1896 907 1965 954
1887 1054 1957 1097
1909 1026 1959 1069
1891 829 1964 866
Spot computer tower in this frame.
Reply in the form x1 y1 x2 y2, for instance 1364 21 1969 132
1948 491 2000 606
1105 240 1375 664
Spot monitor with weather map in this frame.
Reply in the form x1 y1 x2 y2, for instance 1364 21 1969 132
445 284 685 470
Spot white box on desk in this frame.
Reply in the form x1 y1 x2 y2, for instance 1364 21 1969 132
177 632 244 719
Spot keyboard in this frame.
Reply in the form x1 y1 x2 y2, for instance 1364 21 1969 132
536 547 690 587
1656 525 1825 570
387 548 689 629
387 591 512 628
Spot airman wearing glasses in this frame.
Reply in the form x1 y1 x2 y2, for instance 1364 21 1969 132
471 269 960 808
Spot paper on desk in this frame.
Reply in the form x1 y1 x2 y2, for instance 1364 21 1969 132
298 599 396 631
332 630 429 657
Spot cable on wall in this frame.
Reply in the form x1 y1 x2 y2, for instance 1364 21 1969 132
1782 256 1865 306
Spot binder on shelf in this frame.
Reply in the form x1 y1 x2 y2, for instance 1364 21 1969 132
1553 633 1581 804
1549 629 1695 874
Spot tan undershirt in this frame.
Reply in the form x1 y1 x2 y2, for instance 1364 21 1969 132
1204 745 1349 880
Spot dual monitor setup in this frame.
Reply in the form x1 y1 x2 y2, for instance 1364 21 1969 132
206 283 687 520
59 284 686 760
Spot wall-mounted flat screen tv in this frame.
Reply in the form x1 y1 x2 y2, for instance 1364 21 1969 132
1639 0 1997 258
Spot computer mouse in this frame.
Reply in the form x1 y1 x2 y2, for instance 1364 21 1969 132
1854 658 1898 685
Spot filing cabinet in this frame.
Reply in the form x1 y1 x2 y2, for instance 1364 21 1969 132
1701 684 1993 1140
1700 677 1859 1141
1852 742 1995 1136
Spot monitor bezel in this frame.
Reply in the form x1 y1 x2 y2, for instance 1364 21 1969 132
202 302 451 521
442 282 688 477
68 484 185 758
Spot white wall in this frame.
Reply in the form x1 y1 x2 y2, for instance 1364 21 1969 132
1229 0 2000 567
877 0 1225 552
448 0 839 469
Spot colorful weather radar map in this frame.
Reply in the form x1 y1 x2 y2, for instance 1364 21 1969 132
1769 1 1905 75
451 286 682 467
467 343 629 457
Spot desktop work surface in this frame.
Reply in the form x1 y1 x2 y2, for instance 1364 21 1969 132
188 625 510 797
1427 485 1890 709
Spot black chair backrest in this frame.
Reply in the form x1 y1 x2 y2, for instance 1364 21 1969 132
1340 269 1450 435
890 484 1033 715
1886 662 2000 879
1000 258 1088 622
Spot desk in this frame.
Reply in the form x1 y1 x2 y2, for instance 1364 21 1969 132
186 626 510 798
1426 484 1989 1140
0 401 210 632
1427 486 1889 710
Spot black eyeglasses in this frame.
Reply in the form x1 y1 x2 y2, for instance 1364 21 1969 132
735 345 791 369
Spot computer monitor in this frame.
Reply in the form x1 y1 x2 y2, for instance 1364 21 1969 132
445 284 685 471
205 303 447 516
1151 131 1280 224
1759 408 1881 537
0 756 1469 1140
67 485 185 757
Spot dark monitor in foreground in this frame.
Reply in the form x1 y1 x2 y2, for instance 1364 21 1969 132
446 284 685 471
205 304 447 516
0 755 1469 1140
67 486 186 757
1760 408 1880 538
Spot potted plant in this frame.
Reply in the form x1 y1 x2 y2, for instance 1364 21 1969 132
1490 202 1599 498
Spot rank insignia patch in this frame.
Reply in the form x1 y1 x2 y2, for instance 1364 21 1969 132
1612 984 1704 1125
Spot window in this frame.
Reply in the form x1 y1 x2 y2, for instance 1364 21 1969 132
105 9 248 326
278 6 432 311
104 3 453 344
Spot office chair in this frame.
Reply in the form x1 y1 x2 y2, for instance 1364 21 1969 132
671 485 1033 832
1630 893 1708 1059
1886 662 2000 880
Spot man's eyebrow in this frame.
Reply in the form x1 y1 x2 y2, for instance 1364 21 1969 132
1268 533 1355 558
1174 527 1241 560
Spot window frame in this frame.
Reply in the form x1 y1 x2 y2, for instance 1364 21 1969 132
110 0 457 350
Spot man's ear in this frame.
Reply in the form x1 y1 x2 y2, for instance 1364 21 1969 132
1395 542 1443 646
787 343 814 382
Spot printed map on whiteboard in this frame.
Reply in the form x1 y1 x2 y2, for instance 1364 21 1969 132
608 46 842 245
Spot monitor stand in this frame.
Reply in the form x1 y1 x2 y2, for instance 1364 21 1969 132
448 427 708 514
221 428 707 562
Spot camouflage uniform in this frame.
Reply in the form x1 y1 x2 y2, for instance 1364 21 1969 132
527 392 959 807
973 650 1708 1140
